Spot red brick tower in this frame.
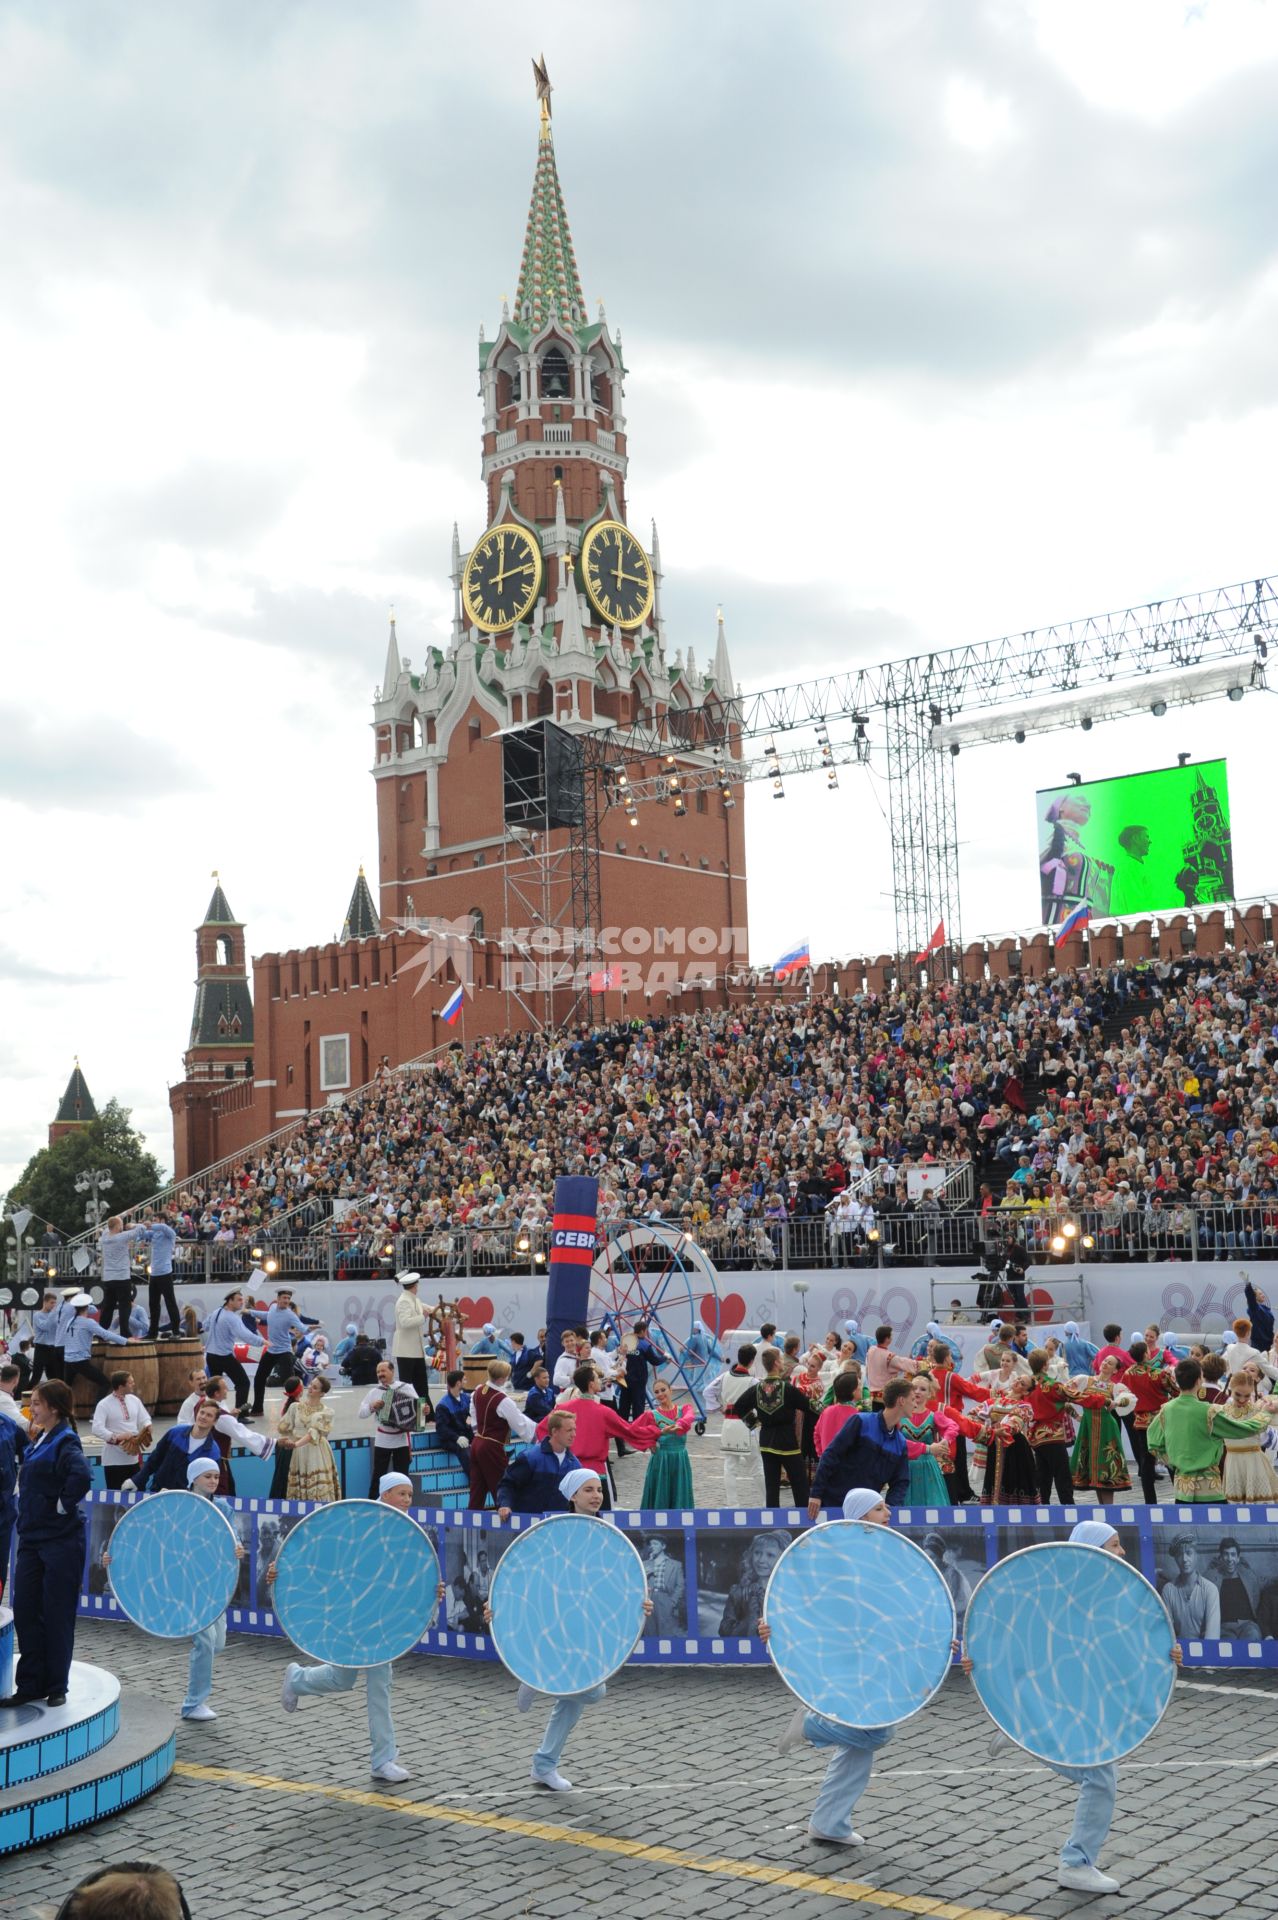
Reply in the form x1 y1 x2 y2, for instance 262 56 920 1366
371 68 747 987
169 876 255 1179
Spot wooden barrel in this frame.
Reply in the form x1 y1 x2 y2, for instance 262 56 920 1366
71 1340 161 1421
155 1336 207 1415
462 1354 492 1393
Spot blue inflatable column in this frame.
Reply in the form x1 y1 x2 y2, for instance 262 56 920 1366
545 1176 599 1374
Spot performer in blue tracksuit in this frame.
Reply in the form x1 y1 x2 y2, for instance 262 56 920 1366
761 1489 907 1845
180 1456 243 1721
251 1288 309 1414
962 1518 1182 1895
63 1293 132 1402
434 1371 473 1467
0 1405 26 1602
495 1417 583 1515
139 1214 181 1339
30 1290 63 1387
127 1400 223 1492
1 1380 91 1707
808 1379 913 1512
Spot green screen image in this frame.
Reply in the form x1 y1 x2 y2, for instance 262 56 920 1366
1036 758 1233 924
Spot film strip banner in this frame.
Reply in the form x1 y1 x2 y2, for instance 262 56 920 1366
74 1496 1278 1669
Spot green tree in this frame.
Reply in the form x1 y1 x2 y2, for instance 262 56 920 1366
7 1099 165 1237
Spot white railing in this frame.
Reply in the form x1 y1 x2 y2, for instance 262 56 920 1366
542 424 572 444
596 428 616 452
495 428 518 451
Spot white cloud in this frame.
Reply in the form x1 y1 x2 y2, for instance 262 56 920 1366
3 0 1277 1189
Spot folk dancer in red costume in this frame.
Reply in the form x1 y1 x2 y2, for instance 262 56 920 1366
468 1360 536 1510
1023 1349 1078 1504
1117 1339 1176 1503
922 1340 990 1502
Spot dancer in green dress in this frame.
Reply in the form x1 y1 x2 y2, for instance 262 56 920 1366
899 1375 951 1505
1068 1356 1132 1502
638 1378 696 1507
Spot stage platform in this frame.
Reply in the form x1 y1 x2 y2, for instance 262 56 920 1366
0 1615 174 1855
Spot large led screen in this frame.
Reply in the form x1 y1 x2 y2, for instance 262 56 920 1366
1037 758 1233 924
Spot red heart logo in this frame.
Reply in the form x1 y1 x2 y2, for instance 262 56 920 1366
455 1295 495 1327
700 1292 746 1337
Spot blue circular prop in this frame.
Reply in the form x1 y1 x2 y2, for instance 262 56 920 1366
488 1515 648 1696
108 1493 240 1639
764 1521 956 1729
964 1543 1175 1766
272 1501 439 1667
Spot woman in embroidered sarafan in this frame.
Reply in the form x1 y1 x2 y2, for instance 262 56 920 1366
638 1378 696 1508
972 1360 1037 1502
1068 1356 1132 1503
924 1340 990 1503
899 1375 954 1505
282 1376 340 1504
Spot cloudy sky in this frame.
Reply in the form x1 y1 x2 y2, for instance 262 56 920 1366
4 0 1278 1192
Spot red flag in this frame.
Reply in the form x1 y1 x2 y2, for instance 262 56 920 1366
914 920 945 964
588 968 616 992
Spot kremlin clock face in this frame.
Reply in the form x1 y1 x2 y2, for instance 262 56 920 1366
579 519 654 630
462 524 544 632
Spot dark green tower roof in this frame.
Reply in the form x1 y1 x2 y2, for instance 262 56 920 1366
54 1061 96 1127
342 867 380 941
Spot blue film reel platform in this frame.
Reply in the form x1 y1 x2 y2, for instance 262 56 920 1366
764 1520 956 1729
108 1492 241 1639
0 1664 174 1855
489 1515 648 1696
273 1501 440 1666
964 1542 1175 1766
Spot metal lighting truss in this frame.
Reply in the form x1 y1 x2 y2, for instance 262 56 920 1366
587 574 1277 964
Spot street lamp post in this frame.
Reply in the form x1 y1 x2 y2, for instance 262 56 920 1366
75 1168 114 1232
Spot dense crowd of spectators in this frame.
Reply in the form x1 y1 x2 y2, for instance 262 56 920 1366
98 948 1278 1269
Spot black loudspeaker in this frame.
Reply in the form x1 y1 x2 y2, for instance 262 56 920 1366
501 721 584 831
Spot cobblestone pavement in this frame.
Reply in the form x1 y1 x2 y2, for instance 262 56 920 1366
6 1620 1276 1920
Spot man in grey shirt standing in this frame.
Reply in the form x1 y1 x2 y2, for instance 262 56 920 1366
140 1212 180 1340
98 1216 145 1333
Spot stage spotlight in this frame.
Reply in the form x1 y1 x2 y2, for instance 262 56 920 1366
1228 685 1244 702
1178 752 1191 766
1081 1233 1095 1250
854 717 870 765
1067 772 1082 786
771 776 785 799
949 741 960 758
663 751 677 766
1151 700 1167 717
626 803 639 825
1062 1221 1078 1239
1050 1234 1065 1253
673 793 687 817
1080 717 1093 731
1014 729 1026 744
516 1234 530 1254
614 769 629 791
264 1256 279 1275
250 1246 263 1261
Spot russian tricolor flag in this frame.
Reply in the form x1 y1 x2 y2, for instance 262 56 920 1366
441 984 466 1024
1054 904 1090 946
773 938 811 979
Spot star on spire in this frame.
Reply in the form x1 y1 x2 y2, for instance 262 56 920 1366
532 53 553 137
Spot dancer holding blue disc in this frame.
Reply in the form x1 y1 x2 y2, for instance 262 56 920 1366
962 1518 1181 1894
272 1474 445 1785
486 1467 652 1793
760 1488 938 1848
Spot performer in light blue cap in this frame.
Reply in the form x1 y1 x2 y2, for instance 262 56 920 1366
964 1516 1181 1895
765 1488 913 1848
469 1321 514 1361
683 1319 724 1394
909 1320 962 1365
180 1455 241 1722
1061 1321 1099 1375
